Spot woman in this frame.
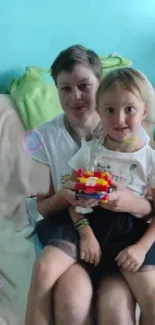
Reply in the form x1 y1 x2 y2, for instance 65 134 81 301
26 45 152 325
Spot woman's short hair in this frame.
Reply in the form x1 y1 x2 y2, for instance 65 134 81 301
51 45 102 84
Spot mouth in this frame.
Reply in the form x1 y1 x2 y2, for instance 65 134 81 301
114 127 129 132
72 101 86 110
73 105 85 110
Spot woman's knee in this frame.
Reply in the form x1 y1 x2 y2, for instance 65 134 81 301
31 255 51 289
97 275 136 325
32 246 75 288
140 287 155 316
122 269 155 318
54 264 93 315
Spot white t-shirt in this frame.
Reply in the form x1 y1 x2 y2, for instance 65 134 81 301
69 141 155 198
24 114 151 221
24 113 151 193
24 114 78 191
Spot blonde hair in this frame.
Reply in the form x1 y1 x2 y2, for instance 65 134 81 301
96 67 155 122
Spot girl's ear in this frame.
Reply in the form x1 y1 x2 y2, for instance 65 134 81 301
142 105 148 120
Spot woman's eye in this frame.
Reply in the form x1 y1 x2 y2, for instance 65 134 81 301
126 106 136 114
79 83 90 91
61 86 71 92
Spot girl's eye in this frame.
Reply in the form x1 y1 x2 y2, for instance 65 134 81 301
78 83 91 91
126 106 136 114
105 107 114 114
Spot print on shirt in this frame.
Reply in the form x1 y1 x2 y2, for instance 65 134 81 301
60 173 71 184
96 162 138 185
60 164 138 187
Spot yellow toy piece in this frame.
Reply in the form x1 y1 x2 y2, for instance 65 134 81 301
95 179 108 185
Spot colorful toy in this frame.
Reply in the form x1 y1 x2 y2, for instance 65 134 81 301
75 168 113 203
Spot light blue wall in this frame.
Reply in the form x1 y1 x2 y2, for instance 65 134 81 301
0 0 155 91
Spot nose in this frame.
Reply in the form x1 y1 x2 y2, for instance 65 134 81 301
71 87 82 101
114 111 125 124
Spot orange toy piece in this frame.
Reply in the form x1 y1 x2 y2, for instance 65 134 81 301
75 169 112 202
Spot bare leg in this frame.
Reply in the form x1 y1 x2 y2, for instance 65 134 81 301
97 274 136 325
25 246 75 325
122 270 155 325
54 263 93 325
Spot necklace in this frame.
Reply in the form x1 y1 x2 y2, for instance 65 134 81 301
107 134 139 144
64 115 103 146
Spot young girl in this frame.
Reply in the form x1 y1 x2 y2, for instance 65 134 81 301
68 67 155 273
68 67 155 325
26 68 155 325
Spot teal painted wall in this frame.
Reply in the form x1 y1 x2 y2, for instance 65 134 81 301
0 0 155 91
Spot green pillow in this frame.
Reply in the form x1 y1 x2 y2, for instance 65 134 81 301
100 53 131 75
6 66 62 130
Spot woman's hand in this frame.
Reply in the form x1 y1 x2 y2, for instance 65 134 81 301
59 181 99 208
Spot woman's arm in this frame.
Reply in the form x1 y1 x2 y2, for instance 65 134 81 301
37 191 70 217
37 167 104 218
37 172 70 217
37 169 90 217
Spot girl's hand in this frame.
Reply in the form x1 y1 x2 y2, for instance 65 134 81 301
79 226 102 266
100 180 152 217
115 244 146 272
60 181 99 208
100 180 140 214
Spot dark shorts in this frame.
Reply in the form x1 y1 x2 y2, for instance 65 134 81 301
35 207 155 277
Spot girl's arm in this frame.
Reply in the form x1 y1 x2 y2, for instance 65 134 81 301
100 180 153 218
68 170 92 232
69 205 92 236
115 188 155 271
68 171 101 265
135 188 155 252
